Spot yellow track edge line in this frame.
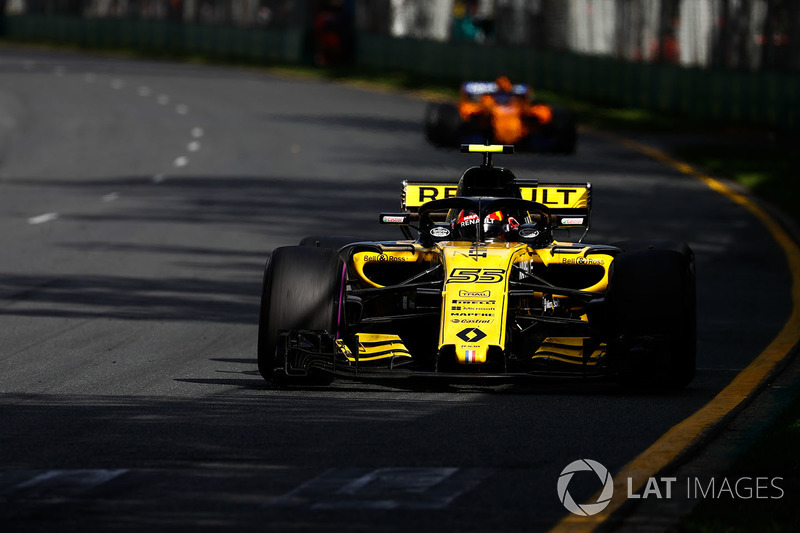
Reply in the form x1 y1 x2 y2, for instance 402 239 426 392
550 133 800 533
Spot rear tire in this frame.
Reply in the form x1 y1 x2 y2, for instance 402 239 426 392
607 243 696 389
424 102 461 147
550 108 577 154
299 235 361 250
612 240 692 257
257 246 344 385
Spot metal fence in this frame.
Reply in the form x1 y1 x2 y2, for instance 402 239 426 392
2 1 798 130
9 0 800 72
5 1 799 72
9 0 308 27
385 0 800 73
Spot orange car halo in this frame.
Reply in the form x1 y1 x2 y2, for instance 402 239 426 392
424 77 576 154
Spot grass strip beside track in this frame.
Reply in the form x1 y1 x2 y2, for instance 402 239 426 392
674 388 800 532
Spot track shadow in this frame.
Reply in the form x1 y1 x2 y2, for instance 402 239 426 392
2 385 680 531
0 174 405 323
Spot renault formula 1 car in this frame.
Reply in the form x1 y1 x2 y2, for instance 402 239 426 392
424 79 577 154
257 145 695 388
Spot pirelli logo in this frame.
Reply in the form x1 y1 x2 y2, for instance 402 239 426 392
403 182 589 209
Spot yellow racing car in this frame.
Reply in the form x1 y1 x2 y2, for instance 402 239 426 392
257 145 696 388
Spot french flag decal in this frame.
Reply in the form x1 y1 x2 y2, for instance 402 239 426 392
465 350 477 363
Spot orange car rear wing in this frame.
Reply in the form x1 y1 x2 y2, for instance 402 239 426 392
462 81 530 97
400 180 592 238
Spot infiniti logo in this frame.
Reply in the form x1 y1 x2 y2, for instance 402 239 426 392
557 459 614 516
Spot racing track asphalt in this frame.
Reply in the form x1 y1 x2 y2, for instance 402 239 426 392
0 45 794 532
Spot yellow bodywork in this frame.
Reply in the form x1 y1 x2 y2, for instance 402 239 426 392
352 248 433 289
350 241 615 366
532 337 605 365
439 242 530 364
351 333 412 362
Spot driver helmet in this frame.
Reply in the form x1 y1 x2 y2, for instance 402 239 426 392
494 76 514 105
453 209 480 239
454 210 520 241
496 76 513 93
483 210 519 241
483 211 504 239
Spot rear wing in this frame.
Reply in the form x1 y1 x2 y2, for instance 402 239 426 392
462 81 530 97
401 180 592 238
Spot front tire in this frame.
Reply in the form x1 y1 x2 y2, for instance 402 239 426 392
257 246 344 385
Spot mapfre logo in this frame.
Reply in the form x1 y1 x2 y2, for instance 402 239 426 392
557 459 613 516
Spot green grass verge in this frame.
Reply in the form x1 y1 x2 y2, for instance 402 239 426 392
673 391 800 532
672 142 800 226
273 64 695 130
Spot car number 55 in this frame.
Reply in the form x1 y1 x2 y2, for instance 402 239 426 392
447 268 505 284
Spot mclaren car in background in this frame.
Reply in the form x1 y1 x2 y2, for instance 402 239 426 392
425 77 577 154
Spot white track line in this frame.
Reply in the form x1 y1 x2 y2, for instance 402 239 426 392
14 469 129 491
28 213 59 225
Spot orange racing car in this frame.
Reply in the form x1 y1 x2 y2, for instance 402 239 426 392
425 77 577 154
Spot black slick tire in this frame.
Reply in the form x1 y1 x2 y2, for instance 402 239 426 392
424 102 461 147
257 246 344 385
550 107 577 154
